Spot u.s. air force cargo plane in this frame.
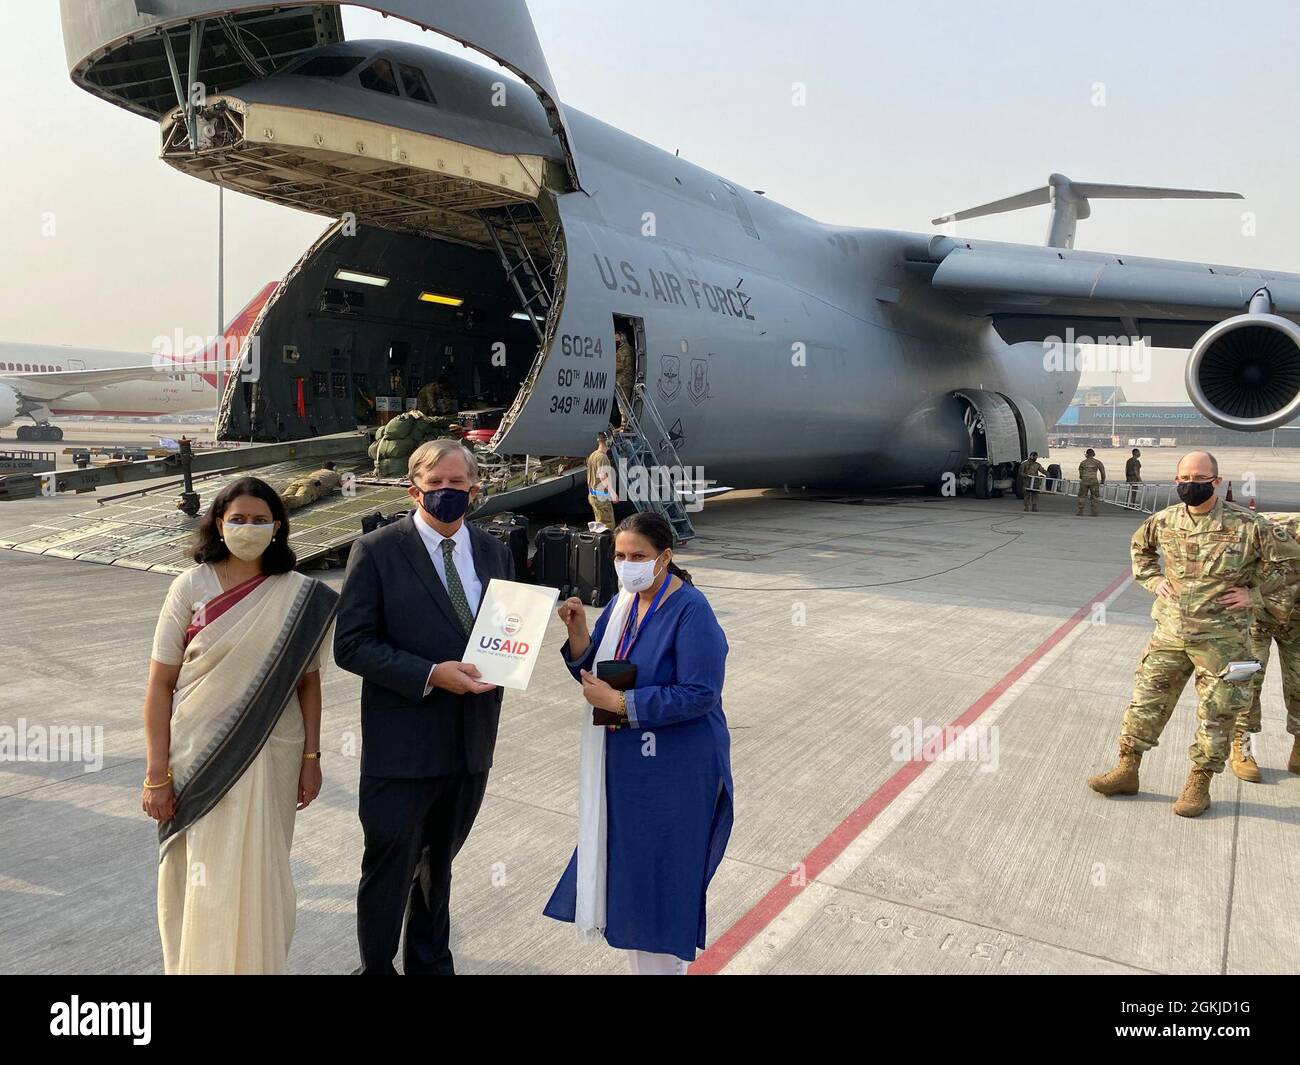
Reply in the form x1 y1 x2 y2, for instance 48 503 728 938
59 1 1300 493
0 283 275 441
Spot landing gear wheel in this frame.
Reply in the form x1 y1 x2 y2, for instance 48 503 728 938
16 425 31 441
47 426 63 441
974 464 993 499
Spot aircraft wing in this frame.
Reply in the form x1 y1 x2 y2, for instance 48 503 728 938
0 364 188 403
917 236 1300 344
914 236 1300 430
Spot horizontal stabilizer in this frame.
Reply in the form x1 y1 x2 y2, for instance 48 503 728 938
932 173 1243 249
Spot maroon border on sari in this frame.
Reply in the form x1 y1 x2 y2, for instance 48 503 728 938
184 572 270 649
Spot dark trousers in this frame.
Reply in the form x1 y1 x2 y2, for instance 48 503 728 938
356 770 489 974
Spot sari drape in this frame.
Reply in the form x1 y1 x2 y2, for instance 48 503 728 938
156 570 337 974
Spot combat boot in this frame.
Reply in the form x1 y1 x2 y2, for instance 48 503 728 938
1288 736 1300 774
1088 743 1141 796
1172 767 1213 818
1229 732 1262 783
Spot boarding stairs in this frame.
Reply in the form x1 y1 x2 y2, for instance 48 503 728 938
610 384 698 543
479 205 556 342
1026 476 1180 514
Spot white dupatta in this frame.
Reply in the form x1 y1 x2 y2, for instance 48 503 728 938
575 589 635 938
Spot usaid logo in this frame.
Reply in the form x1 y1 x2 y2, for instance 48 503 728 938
501 613 522 637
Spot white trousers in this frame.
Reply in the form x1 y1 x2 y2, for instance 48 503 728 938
628 950 688 975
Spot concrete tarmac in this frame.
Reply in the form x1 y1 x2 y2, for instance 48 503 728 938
1 444 1298 974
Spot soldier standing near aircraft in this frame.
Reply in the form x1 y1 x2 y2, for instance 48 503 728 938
1077 448 1106 516
613 328 635 426
1088 451 1300 817
1019 451 1046 513
586 430 616 529
1235 513 1300 781
1125 447 1142 506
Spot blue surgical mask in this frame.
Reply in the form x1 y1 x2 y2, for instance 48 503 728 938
422 487 470 523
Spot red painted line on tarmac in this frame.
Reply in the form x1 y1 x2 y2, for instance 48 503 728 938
691 568 1133 975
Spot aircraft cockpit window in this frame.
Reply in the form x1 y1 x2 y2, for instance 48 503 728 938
288 55 366 79
399 64 437 105
359 58 401 97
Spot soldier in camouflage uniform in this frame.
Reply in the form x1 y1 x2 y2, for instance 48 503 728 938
1076 448 1106 516
1125 448 1142 507
613 330 636 426
281 462 343 511
1019 452 1047 513
1236 512 1300 781
1088 451 1300 817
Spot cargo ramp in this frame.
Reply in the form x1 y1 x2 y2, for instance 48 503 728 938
0 451 583 575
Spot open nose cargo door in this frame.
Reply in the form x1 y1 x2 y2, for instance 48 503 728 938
59 0 583 189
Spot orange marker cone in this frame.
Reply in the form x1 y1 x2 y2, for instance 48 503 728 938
1226 481 1234 502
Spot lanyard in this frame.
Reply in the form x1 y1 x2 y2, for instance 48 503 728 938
616 574 671 659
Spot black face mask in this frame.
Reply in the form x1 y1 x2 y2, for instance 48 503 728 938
422 487 471 523
1176 480 1216 507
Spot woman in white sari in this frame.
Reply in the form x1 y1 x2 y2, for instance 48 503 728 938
141 476 338 974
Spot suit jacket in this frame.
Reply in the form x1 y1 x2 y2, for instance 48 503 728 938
334 513 515 778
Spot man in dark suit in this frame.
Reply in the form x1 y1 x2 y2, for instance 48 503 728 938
334 439 514 974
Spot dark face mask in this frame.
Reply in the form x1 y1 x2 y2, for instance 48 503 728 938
1176 480 1216 506
422 487 471 523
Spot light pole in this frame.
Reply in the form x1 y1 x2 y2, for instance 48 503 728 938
1111 368 1118 447
215 185 224 439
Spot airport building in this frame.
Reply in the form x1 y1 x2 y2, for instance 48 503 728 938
1052 387 1300 448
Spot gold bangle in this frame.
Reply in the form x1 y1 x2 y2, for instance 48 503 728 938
143 771 172 789
618 692 627 718
303 751 321 761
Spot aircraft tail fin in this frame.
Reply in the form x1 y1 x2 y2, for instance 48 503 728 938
157 281 279 378
931 172 1243 249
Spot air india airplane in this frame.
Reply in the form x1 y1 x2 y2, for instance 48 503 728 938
0 283 277 441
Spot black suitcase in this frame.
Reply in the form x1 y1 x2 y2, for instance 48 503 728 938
569 528 617 607
532 524 576 595
361 509 410 535
475 512 529 580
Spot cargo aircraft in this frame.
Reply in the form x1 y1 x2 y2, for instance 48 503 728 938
56 1 1300 494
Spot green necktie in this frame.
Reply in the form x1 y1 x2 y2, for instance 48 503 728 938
440 537 476 633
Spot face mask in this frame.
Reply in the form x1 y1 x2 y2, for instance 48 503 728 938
615 553 665 593
223 522 275 561
422 487 471 523
1177 480 1216 506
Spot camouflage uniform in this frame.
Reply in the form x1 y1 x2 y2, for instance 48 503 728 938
416 380 457 416
1019 457 1046 512
282 467 343 511
1242 513 1300 739
1120 498 1300 772
615 339 636 403
586 446 615 528
1125 455 1142 506
1077 455 1106 516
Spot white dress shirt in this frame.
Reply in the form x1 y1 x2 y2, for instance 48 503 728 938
414 514 483 615
415 515 482 696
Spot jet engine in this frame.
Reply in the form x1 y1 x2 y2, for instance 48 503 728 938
1186 312 1300 431
0 384 19 429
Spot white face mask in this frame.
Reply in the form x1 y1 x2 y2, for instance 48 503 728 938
615 553 665 593
223 522 276 562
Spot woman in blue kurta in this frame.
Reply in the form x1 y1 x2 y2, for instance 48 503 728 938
544 512 733 974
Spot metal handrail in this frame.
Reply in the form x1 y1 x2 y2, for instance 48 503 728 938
1026 475 1180 514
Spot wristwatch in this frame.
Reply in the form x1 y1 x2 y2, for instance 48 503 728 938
303 751 322 761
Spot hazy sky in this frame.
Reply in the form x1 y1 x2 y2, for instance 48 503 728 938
2 1 1298 399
